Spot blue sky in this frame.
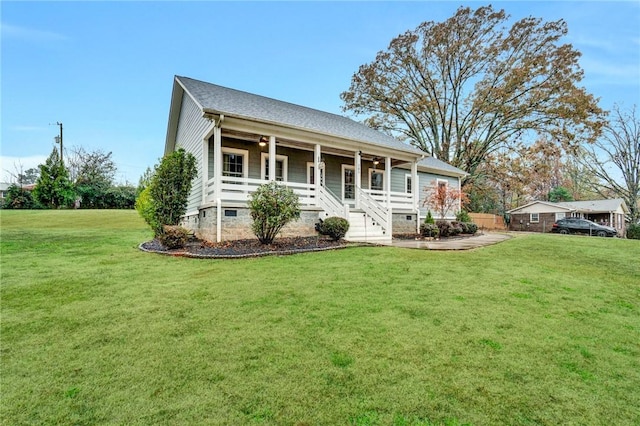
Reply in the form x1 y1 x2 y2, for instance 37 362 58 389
2 1 639 184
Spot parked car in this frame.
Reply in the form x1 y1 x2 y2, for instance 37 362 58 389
551 218 617 237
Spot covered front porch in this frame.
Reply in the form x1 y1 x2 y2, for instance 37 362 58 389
197 120 422 242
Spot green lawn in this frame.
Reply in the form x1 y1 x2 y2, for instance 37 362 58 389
1 210 639 425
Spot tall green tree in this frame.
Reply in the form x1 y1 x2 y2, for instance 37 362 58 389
341 5 605 179
33 148 75 209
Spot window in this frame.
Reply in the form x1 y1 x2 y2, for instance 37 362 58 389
342 165 355 200
405 174 412 194
369 169 384 192
261 153 288 182
530 213 539 223
222 148 248 179
555 212 566 221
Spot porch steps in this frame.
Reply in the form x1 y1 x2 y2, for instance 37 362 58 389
344 210 391 243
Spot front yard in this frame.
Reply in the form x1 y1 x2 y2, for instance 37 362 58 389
1 210 639 425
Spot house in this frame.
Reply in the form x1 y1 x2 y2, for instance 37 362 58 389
164 76 467 243
507 198 629 236
0 182 10 200
0 182 35 201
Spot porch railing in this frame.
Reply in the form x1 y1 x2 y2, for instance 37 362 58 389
357 187 389 232
362 189 415 210
206 176 316 206
317 184 347 218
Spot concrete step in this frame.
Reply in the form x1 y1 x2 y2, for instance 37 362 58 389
344 234 392 243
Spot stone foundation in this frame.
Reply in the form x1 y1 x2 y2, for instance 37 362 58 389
392 212 418 235
181 206 321 242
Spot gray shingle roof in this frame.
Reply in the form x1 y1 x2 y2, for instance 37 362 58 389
557 198 628 213
418 156 467 177
177 76 424 156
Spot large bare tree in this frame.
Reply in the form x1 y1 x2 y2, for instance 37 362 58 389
580 105 640 223
341 5 605 179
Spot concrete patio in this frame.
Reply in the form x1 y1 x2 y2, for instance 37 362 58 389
383 232 512 250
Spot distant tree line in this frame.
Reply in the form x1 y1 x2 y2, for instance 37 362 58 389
1 146 137 210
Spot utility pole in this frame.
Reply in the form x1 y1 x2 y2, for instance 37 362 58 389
54 122 63 165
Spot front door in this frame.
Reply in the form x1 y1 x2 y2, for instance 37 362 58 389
342 165 355 202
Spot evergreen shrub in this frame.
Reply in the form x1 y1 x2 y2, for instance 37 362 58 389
317 217 350 241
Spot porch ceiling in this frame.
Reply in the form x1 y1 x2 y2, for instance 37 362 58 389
221 129 413 166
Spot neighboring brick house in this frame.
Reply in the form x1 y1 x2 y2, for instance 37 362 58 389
164 76 467 243
507 199 629 236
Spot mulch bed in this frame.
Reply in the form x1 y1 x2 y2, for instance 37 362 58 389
139 236 351 259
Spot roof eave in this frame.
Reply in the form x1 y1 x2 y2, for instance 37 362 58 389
203 107 424 160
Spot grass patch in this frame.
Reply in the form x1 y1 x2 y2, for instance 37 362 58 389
1 210 639 424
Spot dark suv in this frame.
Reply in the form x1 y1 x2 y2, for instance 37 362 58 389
551 218 617 237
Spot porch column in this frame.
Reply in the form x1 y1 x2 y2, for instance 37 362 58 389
201 123 214 204
355 150 362 209
314 144 321 198
268 135 276 181
213 125 222 200
385 156 392 209
610 212 614 227
201 138 208 204
411 160 419 209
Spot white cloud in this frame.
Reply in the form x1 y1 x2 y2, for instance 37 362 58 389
0 22 69 43
0 155 48 182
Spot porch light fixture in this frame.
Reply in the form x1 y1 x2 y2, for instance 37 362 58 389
373 157 380 166
258 136 268 147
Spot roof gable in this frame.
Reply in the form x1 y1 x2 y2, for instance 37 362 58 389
507 201 575 214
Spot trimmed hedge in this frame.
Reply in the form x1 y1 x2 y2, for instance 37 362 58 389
420 223 439 238
316 217 350 241
437 220 477 237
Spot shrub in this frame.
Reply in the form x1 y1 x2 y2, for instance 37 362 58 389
627 223 640 240
135 187 161 235
451 221 468 234
450 222 463 236
157 225 190 249
456 210 471 223
436 220 452 238
148 149 197 231
424 210 435 224
466 222 478 234
249 182 301 244
316 217 350 241
1 184 40 209
420 223 439 238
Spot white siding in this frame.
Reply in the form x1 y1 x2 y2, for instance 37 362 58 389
174 93 210 212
